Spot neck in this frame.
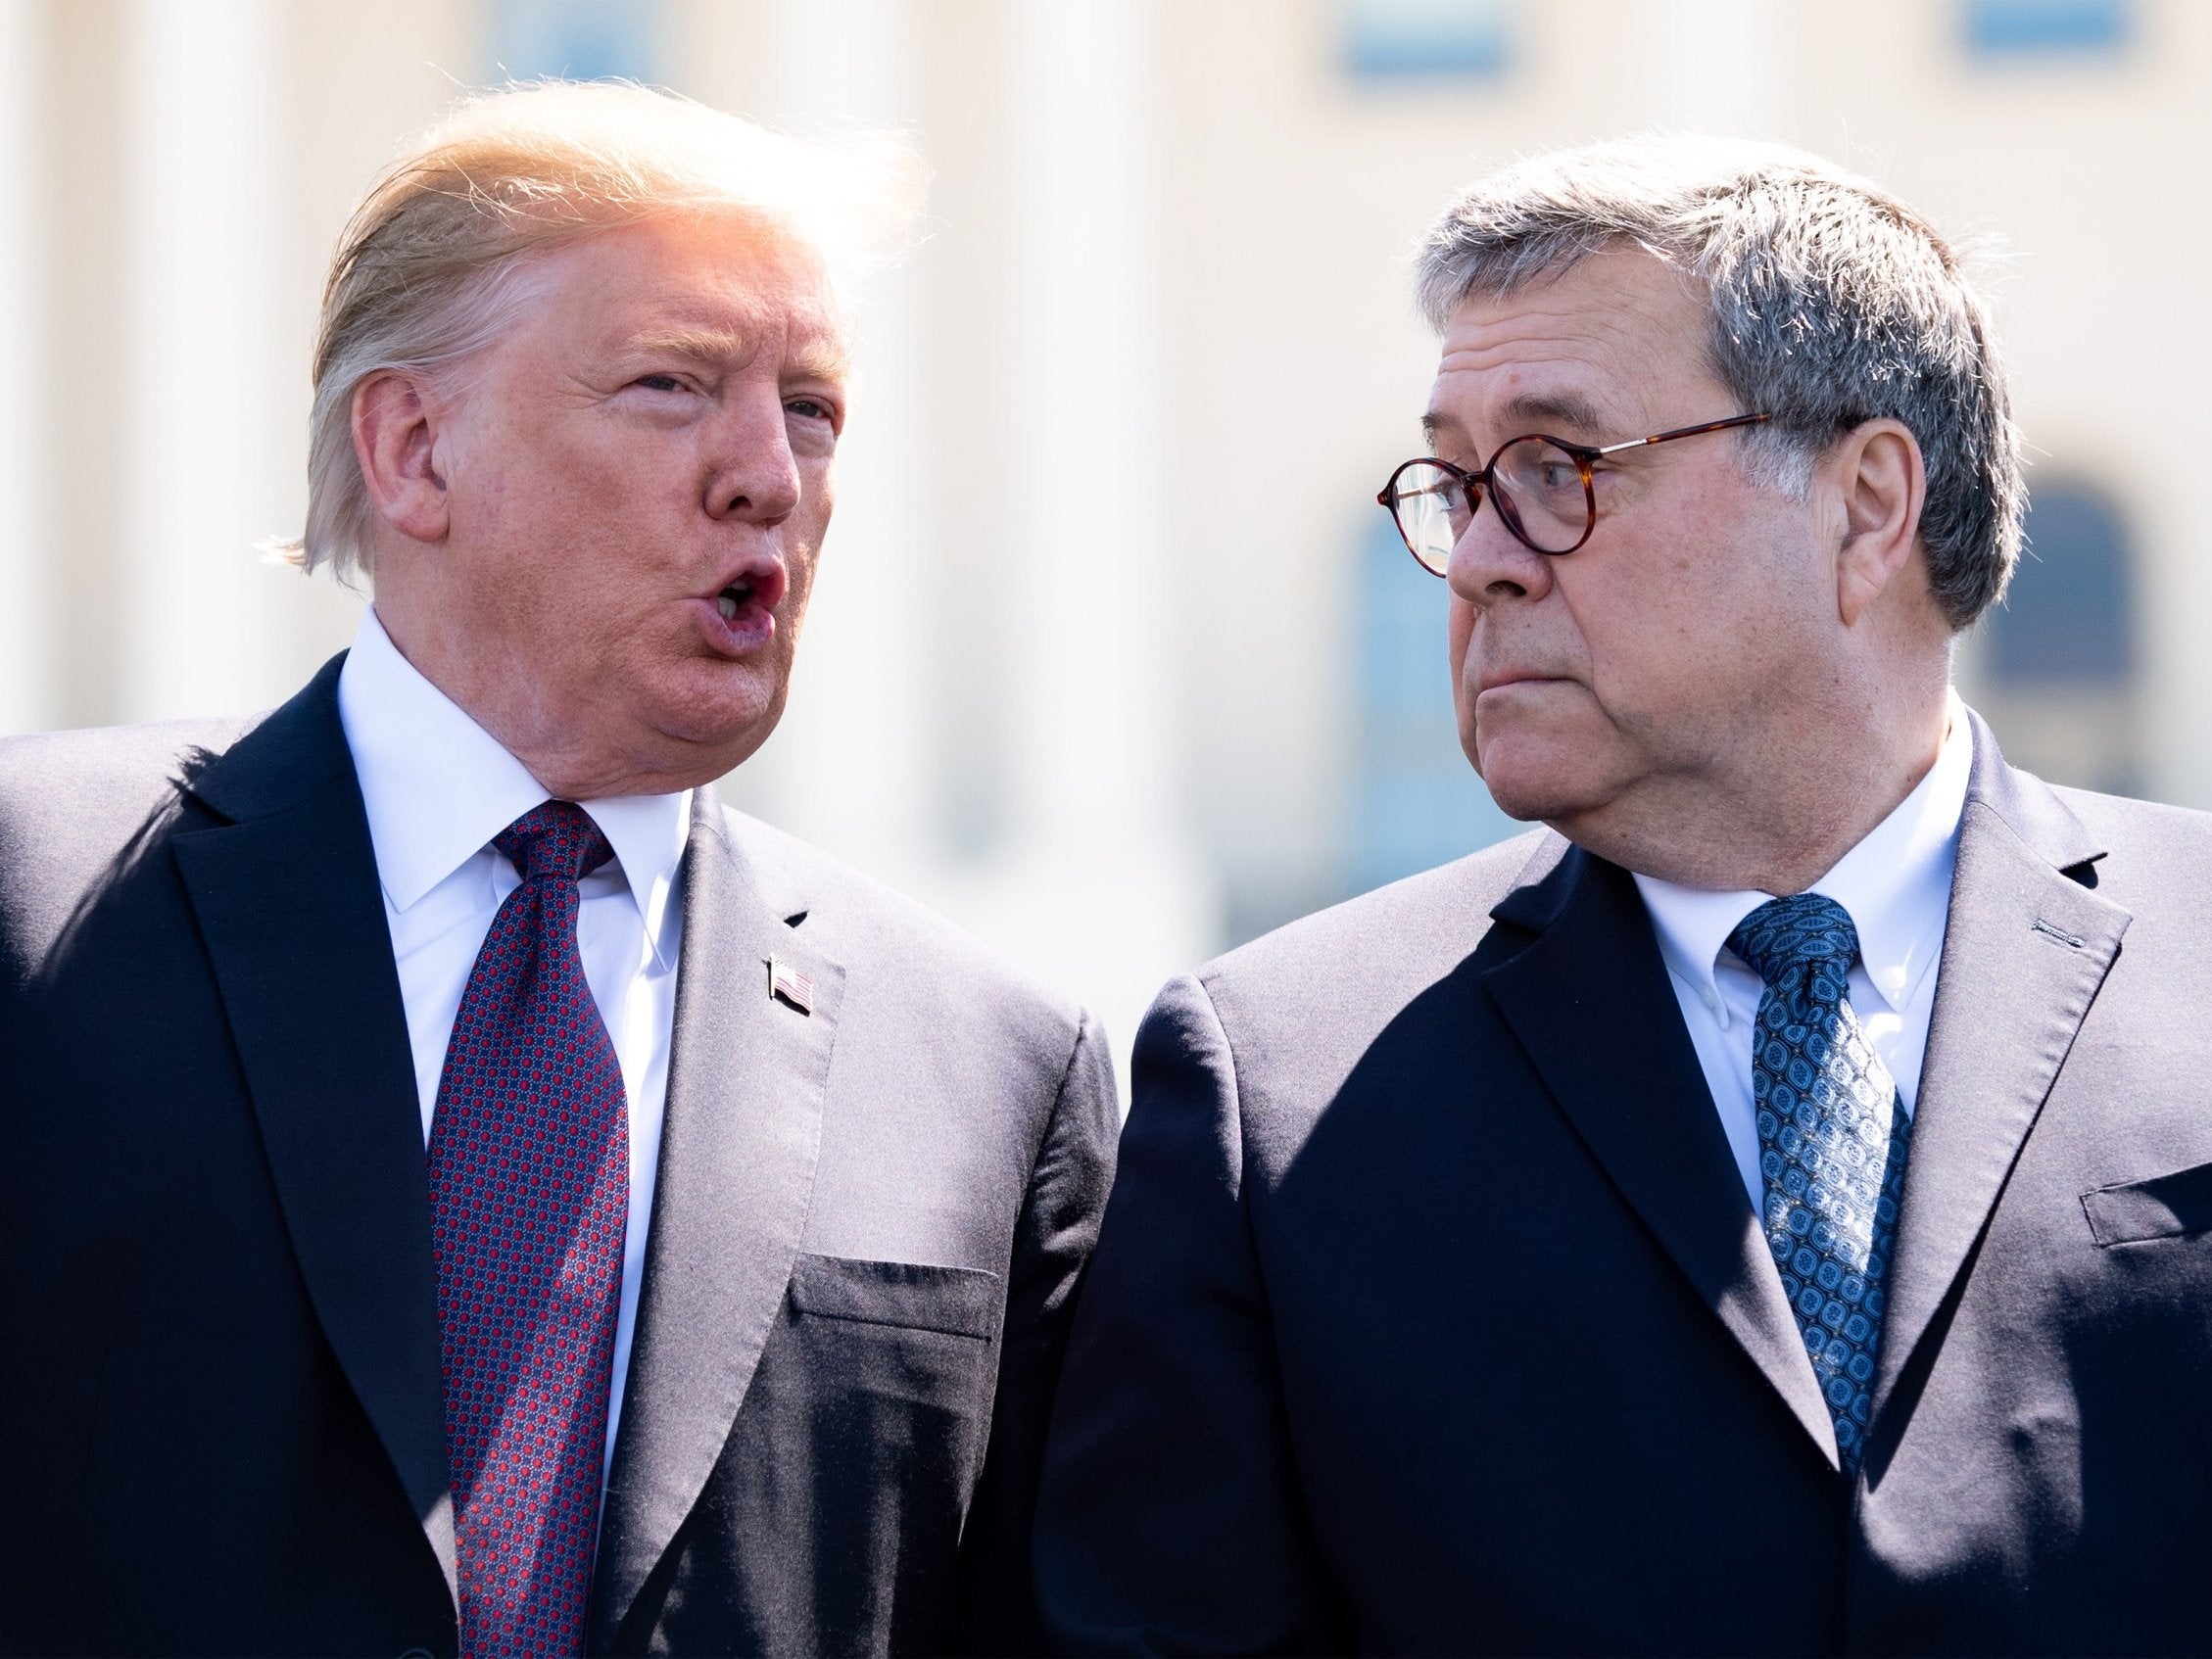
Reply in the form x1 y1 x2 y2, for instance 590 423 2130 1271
369 595 711 802
1562 660 1952 896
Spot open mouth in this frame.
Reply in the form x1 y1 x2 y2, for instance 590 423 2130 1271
698 560 787 655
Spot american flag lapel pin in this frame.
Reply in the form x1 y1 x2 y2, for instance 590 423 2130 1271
768 956 814 1015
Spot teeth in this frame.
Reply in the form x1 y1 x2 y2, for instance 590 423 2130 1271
717 591 739 621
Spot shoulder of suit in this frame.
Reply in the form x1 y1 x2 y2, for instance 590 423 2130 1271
707 798 1091 1040
1194 826 1559 1002
0 712 261 863
2032 781 2212 909
0 711 259 790
0 711 264 970
1123 830 1558 1132
2042 780 2212 845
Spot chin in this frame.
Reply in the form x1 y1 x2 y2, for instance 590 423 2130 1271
652 658 782 738
1480 779 1571 825
1474 739 1611 826
652 707 778 765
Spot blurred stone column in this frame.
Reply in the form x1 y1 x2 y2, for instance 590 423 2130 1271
981 0 1215 1075
0 0 52 734
724 0 937 884
116 0 291 721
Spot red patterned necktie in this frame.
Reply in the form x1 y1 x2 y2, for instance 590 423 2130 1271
428 800 630 1657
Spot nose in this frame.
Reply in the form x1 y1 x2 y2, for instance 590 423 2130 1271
1446 506 1556 608
703 392 803 524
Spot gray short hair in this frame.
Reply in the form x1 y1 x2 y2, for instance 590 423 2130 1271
1414 136 2022 630
274 79 924 587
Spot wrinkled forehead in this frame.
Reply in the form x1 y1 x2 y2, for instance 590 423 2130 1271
1425 249 1718 444
525 206 855 372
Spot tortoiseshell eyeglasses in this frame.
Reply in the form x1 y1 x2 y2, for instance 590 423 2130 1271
1377 412 1772 574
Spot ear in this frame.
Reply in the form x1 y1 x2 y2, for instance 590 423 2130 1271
1827 418 1927 628
352 370 453 545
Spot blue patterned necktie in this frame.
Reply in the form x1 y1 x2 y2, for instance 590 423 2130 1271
1726 893 1911 1477
428 801 630 1657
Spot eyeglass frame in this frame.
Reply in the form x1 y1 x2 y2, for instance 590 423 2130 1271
1377 411 1773 573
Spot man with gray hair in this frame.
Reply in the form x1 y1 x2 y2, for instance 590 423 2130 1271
0 81 1115 1656
1035 136 2212 1653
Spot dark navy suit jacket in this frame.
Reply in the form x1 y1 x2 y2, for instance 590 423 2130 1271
1037 713 2212 1655
0 657 1117 1657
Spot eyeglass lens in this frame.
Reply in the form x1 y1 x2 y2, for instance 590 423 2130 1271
1490 438 1591 552
1387 436 1592 572
1387 463 1472 575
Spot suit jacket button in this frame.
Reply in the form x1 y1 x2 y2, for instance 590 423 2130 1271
397 1648 436 1658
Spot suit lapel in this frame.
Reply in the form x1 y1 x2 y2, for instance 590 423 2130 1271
1873 714 2127 1422
1485 842 1840 1467
591 800 845 1646
169 657 456 1597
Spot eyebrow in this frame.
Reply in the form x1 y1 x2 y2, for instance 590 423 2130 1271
1421 389 1618 449
625 327 852 381
1498 390 1611 437
626 327 749 365
791 341 854 381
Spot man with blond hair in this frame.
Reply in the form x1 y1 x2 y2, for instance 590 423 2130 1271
1037 136 2212 1653
0 82 1115 1657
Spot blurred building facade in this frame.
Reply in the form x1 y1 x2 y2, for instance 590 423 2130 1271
0 0 2202 1074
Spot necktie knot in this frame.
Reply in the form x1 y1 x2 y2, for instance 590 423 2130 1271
494 799 614 885
1727 892 1860 988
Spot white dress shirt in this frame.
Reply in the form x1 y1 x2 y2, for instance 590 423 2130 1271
1633 697 1973 1211
336 608 688 1477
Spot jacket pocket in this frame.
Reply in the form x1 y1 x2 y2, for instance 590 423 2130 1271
2082 1161 2212 1247
787 1252 1001 1339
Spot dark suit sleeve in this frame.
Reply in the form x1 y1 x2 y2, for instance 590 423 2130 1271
1034 974 1348 1655
949 1007 1122 1655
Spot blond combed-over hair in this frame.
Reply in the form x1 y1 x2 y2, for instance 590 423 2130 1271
274 79 924 586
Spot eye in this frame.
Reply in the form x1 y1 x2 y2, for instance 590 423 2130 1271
786 396 837 424
634 373 688 394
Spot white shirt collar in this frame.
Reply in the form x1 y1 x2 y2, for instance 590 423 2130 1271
335 607 691 969
1633 693 1973 1024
